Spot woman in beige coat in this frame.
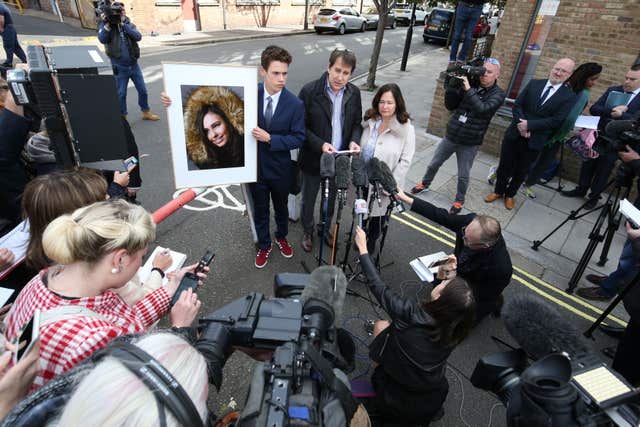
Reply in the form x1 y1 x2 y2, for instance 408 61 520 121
360 83 415 254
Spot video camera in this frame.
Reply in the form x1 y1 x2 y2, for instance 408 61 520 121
5 44 130 170
195 269 358 427
594 116 640 155
94 0 124 25
470 295 640 427
445 58 486 90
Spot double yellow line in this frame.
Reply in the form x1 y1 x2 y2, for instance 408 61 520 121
392 211 627 327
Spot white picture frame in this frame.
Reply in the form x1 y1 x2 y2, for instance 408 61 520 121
163 62 258 189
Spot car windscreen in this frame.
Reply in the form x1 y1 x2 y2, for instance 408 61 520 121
429 11 452 24
365 8 378 14
318 9 336 15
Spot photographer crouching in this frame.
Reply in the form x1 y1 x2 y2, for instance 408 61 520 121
354 226 476 426
97 1 159 121
410 58 505 214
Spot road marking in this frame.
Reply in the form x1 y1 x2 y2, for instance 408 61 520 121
173 185 245 212
392 212 627 327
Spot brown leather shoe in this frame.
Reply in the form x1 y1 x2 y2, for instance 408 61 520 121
141 110 160 121
301 232 313 252
504 197 515 210
484 192 503 203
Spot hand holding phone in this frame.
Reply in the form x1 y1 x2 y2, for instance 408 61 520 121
170 250 214 307
123 156 138 172
12 309 40 364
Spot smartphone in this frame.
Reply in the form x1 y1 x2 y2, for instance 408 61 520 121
170 250 215 307
429 258 450 269
123 156 138 170
13 309 40 363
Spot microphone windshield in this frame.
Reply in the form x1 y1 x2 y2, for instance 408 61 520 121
320 152 336 179
301 266 347 323
335 155 351 190
366 158 383 183
351 156 367 187
502 295 591 360
377 160 397 193
605 120 633 139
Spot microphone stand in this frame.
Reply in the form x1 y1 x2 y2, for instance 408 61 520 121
340 185 363 274
375 199 396 272
330 188 346 265
317 177 331 267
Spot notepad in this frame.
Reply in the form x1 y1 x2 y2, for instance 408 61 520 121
0 220 30 280
409 251 449 282
138 246 187 285
605 91 632 110
619 199 640 228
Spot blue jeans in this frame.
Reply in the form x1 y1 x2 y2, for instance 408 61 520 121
1 25 27 66
600 239 640 296
449 2 483 62
112 62 149 115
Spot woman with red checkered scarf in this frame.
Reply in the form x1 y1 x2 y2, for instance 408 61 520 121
2 200 206 392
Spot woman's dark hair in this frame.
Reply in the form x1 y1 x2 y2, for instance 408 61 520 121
364 83 411 124
420 277 476 347
565 62 602 92
196 103 244 168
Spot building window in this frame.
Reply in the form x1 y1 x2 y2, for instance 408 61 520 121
505 0 559 103
291 0 323 5
236 0 279 5
198 0 220 5
331 0 354 6
155 0 180 5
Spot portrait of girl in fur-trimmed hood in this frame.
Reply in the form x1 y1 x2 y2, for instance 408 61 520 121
183 85 245 170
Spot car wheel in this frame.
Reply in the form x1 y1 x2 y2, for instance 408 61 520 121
315 28 322 34
338 23 346 35
390 20 396 29
360 22 366 32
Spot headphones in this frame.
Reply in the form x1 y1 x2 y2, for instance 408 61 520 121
102 341 208 427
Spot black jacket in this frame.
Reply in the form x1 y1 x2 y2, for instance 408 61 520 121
360 254 450 422
298 73 363 176
410 197 513 321
508 79 577 151
590 85 640 132
444 82 505 146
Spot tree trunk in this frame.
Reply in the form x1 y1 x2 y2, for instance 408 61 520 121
365 20 386 90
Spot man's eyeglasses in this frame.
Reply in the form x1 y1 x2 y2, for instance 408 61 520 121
0 85 8 91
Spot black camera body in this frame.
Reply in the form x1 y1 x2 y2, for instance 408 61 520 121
445 62 486 90
94 0 124 25
594 117 640 155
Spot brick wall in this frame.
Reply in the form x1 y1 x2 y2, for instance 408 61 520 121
427 0 640 183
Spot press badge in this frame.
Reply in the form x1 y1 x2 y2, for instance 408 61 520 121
458 114 468 123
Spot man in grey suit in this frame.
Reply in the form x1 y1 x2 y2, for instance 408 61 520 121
485 58 577 210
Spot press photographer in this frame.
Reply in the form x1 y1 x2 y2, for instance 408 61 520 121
97 1 159 121
410 58 505 214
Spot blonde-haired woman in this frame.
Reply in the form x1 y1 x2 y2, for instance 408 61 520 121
360 83 415 254
55 332 209 427
3 200 204 391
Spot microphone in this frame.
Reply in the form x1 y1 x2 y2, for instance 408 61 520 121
366 158 384 207
605 119 634 142
377 160 405 212
301 266 347 326
351 156 368 228
502 294 591 361
320 152 336 179
335 155 350 191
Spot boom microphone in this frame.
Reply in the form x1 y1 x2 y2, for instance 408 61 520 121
301 266 347 324
377 160 405 212
320 152 336 179
502 294 591 361
366 157 383 184
351 156 367 188
335 155 350 190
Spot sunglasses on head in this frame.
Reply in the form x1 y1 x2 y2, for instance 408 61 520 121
484 57 500 67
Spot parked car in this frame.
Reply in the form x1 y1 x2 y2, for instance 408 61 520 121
393 5 427 26
423 8 489 43
423 8 453 43
314 8 367 35
363 7 396 30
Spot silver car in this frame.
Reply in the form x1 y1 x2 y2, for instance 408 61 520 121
314 7 367 35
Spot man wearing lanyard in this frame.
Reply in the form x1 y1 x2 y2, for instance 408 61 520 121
298 49 363 253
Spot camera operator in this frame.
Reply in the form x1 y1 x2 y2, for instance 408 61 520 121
354 226 475 425
0 65 31 229
97 2 159 121
577 119 640 303
396 188 512 322
410 58 505 214
563 64 640 207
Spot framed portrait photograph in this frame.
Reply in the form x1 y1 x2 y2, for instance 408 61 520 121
163 63 258 188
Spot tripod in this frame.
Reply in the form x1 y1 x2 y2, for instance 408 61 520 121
539 143 566 192
531 177 630 293
330 188 347 265
373 202 396 272
584 270 639 339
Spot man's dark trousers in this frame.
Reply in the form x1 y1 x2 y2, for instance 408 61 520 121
495 134 540 197
1 24 26 67
250 178 290 250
